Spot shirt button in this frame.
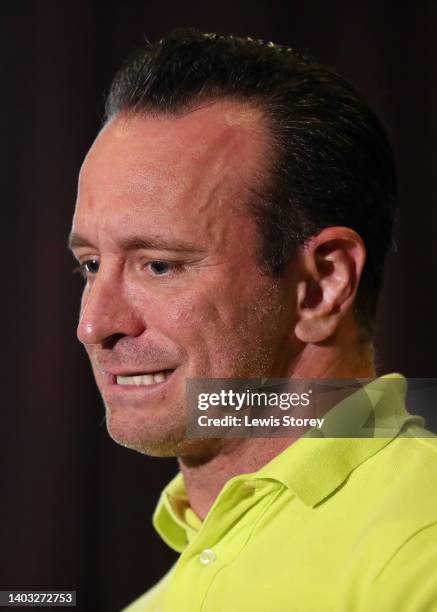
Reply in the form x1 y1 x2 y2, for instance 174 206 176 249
199 548 216 565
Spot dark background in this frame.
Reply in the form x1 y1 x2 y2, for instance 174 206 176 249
1 1 434 611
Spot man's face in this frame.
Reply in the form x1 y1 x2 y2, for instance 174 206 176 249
70 100 297 456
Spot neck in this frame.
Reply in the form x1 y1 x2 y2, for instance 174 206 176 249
179 340 375 520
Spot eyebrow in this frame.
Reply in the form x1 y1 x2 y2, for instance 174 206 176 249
67 231 205 255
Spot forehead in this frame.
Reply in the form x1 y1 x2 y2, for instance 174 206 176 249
74 99 269 246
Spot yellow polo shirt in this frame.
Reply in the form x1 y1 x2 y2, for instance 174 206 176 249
124 374 437 611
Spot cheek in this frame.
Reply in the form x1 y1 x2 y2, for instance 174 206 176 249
138 284 239 367
147 290 224 340
145 281 281 358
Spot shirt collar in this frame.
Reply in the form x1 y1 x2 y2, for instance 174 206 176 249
255 373 423 506
153 373 424 550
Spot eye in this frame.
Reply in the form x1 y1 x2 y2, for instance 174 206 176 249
147 260 183 276
74 258 100 280
83 259 100 274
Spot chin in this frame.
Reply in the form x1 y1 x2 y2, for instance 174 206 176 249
104 401 187 457
106 409 224 458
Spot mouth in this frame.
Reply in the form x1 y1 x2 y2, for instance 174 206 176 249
115 369 175 387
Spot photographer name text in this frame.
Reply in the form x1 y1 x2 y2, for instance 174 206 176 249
197 415 324 428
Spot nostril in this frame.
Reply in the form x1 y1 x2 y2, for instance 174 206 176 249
102 333 126 350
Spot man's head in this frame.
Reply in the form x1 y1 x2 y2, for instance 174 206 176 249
70 29 397 457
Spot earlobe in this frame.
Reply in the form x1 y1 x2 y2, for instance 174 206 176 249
295 313 338 343
293 228 366 344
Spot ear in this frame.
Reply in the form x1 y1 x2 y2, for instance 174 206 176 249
294 227 366 343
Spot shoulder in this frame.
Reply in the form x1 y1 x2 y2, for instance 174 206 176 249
341 432 437 610
375 429 437 516
356 431 437 546
363 521 437 611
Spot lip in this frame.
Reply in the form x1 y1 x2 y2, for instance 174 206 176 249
101 366 175 376
100 368 178 395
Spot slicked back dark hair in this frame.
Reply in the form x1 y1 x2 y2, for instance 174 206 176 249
105 28 398 343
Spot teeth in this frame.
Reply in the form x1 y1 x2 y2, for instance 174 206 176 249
117 371 169 386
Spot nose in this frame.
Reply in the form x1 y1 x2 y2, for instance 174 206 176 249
77 272 145 346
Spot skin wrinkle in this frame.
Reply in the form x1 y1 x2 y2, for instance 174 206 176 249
72 98 373 518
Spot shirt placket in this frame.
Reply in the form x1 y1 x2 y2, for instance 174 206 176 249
163 479 279 612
